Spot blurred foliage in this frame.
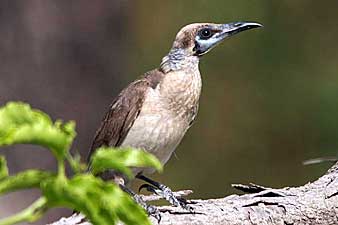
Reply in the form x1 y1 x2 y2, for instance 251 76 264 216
90 147 162 178
0 102 161 225
0 156 8 179
0 102 76 161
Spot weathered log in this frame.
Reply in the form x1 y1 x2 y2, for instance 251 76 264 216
49 162 338 225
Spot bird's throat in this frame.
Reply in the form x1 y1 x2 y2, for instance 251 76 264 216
160 48 199 74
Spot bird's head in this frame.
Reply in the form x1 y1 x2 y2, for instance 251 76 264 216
160 21 262 72
171 22 262 57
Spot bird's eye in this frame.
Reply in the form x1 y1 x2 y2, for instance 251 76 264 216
199 28 213 39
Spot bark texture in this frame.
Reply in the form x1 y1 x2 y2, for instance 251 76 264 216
49 162 338 225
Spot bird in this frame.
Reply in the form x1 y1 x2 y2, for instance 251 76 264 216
88 21 262 219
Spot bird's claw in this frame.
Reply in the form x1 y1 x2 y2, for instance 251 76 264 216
160 184 184 207
146 205 161 222
137 174 194 212
120 184 162 222
181 201 194 212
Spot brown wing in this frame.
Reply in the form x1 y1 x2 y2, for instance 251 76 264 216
87 69 164 162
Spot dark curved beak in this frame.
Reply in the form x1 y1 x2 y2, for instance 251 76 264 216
220 21 263 38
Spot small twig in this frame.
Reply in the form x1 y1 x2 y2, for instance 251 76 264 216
303 157 338 165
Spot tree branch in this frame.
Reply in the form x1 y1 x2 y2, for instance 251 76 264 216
49 162 338 225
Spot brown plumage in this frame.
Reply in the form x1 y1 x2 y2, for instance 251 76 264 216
88 22 262 185
88 69 164 159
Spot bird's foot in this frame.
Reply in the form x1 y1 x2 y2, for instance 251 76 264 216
137 174 194 212
119 184 161 222
133 193 161 221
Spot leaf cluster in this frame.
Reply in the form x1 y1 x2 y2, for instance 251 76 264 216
0 102 162 225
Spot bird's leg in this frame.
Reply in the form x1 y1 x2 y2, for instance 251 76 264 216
136 174 194 212
119 184 161 222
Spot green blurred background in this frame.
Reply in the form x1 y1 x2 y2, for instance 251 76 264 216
1 1 338 224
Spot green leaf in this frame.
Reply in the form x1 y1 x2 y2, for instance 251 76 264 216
0 156 8 180
0 102 154 225
90 147 163 178
66 151 87 174
0 102 76 160
0 170 54 195
42 174 151 225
